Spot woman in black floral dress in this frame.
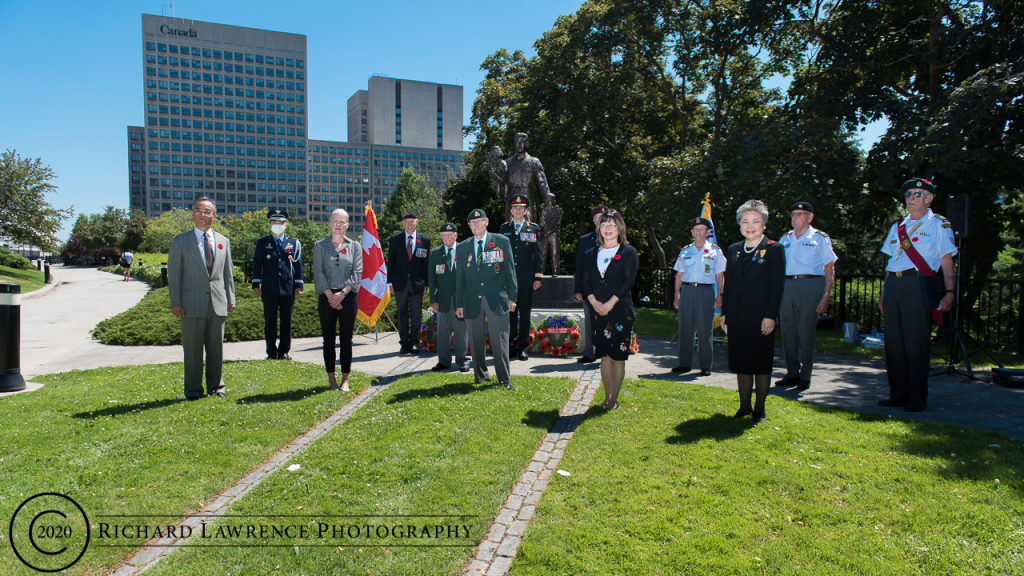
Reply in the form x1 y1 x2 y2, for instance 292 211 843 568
582 209 639 409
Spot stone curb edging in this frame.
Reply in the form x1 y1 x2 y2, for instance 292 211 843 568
107 356 431 576
20 274 59 299
463 367 602 576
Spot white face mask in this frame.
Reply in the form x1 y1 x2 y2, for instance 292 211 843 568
271 224 286 236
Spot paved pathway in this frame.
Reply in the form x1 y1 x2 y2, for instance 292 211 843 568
8 267 1023 440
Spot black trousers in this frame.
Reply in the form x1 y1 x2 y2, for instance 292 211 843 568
262 293 295 357
509 278 534 353
318 291 358 373
395 283 423 349
882 274 933 406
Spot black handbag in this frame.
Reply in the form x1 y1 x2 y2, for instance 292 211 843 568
919 276 946 309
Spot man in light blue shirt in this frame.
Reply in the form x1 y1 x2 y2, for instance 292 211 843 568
672 217 726 375
777 201 838 390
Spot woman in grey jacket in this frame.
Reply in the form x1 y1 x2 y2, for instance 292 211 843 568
312 209 363 391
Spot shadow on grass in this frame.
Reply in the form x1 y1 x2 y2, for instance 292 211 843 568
384 380 502 404
237 387 331 404
71 397 186 419
664 413 756 444
522 409 560 428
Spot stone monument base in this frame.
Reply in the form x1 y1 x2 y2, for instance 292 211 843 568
532 275 581 309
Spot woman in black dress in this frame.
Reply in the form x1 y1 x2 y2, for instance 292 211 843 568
582 209 639 409
720 200 785 423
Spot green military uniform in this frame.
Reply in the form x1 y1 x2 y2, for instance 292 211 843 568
455 209 518 387
500 195 543 358
428 224 469 370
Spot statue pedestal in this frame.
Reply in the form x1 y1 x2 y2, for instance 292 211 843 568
532 275 581 309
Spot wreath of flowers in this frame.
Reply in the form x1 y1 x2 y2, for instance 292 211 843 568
535 315 581 357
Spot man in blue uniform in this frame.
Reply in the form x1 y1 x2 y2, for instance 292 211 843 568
877 178 956 412
776 201 838 390
252 208 304 360
500 194 543 361
672 217 726 375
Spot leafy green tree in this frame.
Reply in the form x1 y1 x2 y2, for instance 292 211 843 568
378 169 445 261
71 206 128 251
0 150 74 252
121 210 148 252
138 208 228 253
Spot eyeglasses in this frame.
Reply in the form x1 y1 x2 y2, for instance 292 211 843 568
599 223 618 230
904 191 930 199
192 209 213 215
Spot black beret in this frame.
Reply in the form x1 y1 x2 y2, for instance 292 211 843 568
467 209 487 222
440 223 457 233
790 201 814 213
402 212 418 220
510 194 529 208
691 217 712 229
901 178 935 194
268 208 289 220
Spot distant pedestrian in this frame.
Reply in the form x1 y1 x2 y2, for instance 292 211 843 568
252 208 304 360
313 209 363 392
119 250 133 282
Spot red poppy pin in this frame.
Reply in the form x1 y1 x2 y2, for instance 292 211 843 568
614 254 621 260
767 240 775 245
285 245 293 253
703 249 709 254
912 237 918 242
488 243 494 248
218 244 223 249
341 248 347 254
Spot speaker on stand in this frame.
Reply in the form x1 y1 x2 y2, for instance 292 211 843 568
930 194 1003 380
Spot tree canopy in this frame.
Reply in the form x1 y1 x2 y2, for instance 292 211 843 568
0 150 73 252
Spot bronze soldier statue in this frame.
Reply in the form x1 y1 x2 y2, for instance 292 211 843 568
499 133 562 274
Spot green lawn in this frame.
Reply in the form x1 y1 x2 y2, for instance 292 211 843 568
512 378 1024 575
143 373 577 576
0 264 46 293
0 361 369 576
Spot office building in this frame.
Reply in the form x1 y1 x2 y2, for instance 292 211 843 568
130 15 308 218
348 76 463 150
307 140 467 233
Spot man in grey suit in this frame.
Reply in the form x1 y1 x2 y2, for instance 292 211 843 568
168 198 236 400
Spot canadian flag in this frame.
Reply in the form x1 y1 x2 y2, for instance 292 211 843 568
357 202 390 327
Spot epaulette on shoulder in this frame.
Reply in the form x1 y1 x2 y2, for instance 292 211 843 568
816 230 829 238
933 213 949 222
709 243 720 248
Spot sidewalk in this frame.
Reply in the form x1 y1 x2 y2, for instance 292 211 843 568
9 267 1024 439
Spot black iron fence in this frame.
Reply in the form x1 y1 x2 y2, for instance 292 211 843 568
631 269 1024 354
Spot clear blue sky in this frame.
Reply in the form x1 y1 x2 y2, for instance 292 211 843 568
0 0 884 242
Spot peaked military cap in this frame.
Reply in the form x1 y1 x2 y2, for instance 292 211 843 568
468 208 487 222
510 194 530 208
691 217 712 229
901 177 934 194
268 208 289 221
401 212 418 220
790 201 814 213
440 222 458 233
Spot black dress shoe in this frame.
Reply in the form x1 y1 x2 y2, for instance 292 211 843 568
796 380 810 390
733 409 751 418
410 347 421 354
459 364 471 373
878 398 909 407
399 347 410 355
751 410 767 423
577 356 596 364
185 396 200 402
431 363 450 372
904 404 927 412
518 351 529 361
503 382 515 390
211 391 226 398
279 353 292 361
699 369 712 376
774 377 799 387
671 366 691 374
266 355 276 360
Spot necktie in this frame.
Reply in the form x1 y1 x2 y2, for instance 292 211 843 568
477 240 483 269
204 232 214 276
407 235 413 260
516 222 521 235
447 248 453 269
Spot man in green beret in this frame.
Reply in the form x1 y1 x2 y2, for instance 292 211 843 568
428 223 470 372
455 209 519 390
500 194 543 361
